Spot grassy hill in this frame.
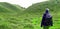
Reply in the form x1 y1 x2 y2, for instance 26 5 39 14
0 0 60 29
0 2 25 29
22 0 60 29
24 0 60 15
0 2 24 13
0 2 25 17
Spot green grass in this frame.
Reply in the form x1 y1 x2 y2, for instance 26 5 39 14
0 0 60 29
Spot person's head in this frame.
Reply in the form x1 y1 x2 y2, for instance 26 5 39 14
45 8 49 13
44 8 52 18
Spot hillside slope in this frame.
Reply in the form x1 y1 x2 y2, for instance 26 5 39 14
21 0 60 29
0 2 25 29
23 0 60 16
0 2 24 13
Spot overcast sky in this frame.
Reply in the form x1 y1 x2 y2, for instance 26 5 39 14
0 0 48 8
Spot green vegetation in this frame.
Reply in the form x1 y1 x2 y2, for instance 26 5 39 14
0 2 25 29
0 0 60 29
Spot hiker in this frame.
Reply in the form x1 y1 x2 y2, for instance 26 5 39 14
41 8 53 29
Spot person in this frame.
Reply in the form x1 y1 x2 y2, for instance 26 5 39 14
41 8 53 29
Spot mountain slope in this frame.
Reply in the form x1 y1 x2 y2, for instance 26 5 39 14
21 0 60 29
0 2 25 29
23 0 60 15
0 2 24 13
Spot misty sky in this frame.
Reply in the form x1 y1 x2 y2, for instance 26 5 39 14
0 0 48 8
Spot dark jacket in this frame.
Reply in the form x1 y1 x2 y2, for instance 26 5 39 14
41 9 53 27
